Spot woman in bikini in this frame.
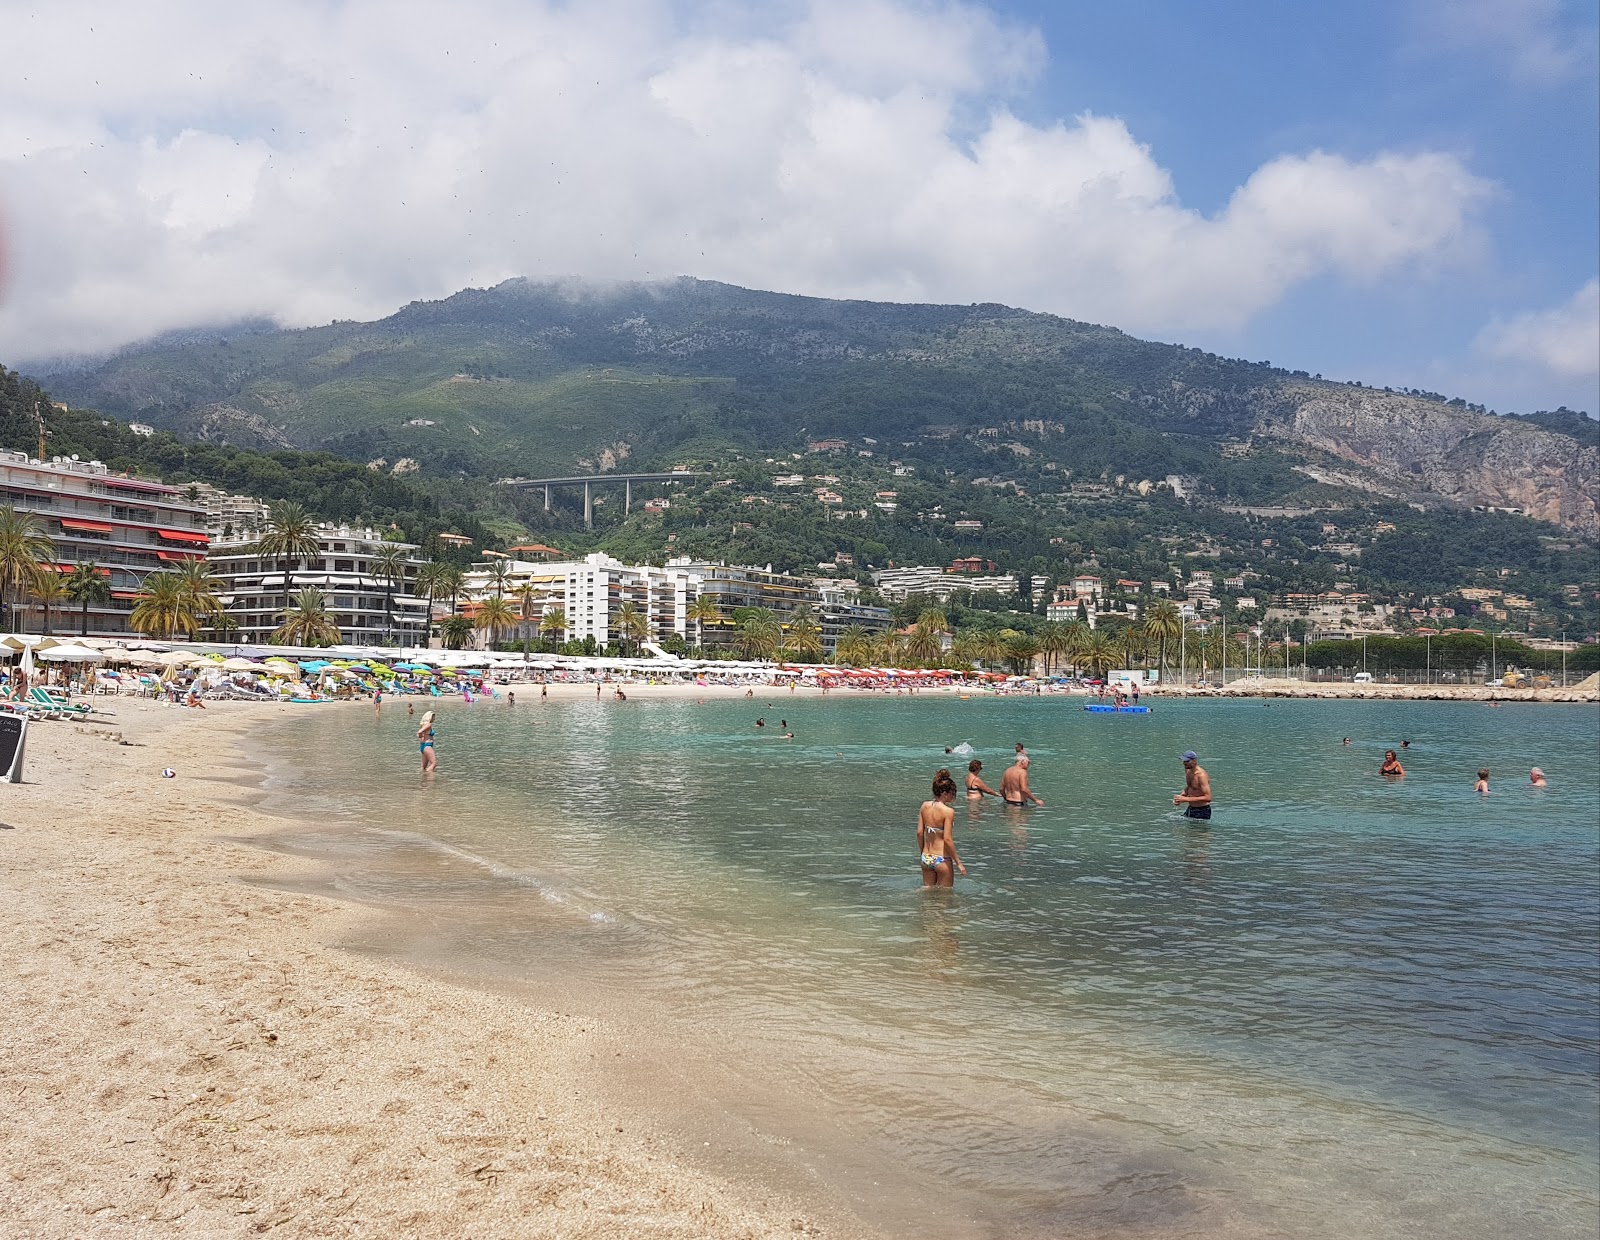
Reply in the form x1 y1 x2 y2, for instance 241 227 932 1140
917 769 965 889
1379 749 1405 777
417 710 438 774
965 759 1000 799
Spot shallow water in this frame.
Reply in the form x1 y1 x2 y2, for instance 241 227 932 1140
251 695 1600 1238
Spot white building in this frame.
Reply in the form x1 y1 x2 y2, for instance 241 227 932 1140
208 524 429 646
872 565 1018 601
462 552 700 649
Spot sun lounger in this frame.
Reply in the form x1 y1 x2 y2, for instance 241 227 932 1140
30 688 90 720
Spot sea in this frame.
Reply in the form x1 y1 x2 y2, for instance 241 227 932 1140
246 694 1600 1239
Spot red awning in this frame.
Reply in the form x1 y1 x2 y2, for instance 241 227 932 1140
156 549 203 562
157 528 210 546
111 590 140 600
60 517 114 534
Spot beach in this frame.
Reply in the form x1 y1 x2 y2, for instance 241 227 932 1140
0 700 867 1238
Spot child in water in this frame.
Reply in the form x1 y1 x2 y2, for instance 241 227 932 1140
1474 768 1490 795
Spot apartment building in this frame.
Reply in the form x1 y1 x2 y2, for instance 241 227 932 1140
815 580 892 656
207 524 428 645
871 565 1018 602
665 558 820 648
462 553 700 649
1 451 210 636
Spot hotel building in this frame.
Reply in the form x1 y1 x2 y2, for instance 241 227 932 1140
1 451 210 636
460 552 701 649
206 524 429 646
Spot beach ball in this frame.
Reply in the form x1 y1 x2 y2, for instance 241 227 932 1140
161 768 176 779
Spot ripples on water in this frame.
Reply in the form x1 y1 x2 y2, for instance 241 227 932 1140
254 696 1600 1239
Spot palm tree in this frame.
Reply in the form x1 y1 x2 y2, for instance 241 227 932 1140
784 604 824 662
64 563 111 637
171 558 226 629
1036 622 1070 676
271 587 341 646
1005 631 1039 676
413 559 450 645
613 600 649 655
1144 599 1182 680
370 543 409 641
131 572 199 639
973 628 1008 672
1116 623 1148 672
440 612 474 650
0 506 55 632
1080 630 1118 681
836 624 873 667
1062 619 1092 675
539 606 567 652
513 583 540 649
255 501 321 615
905 618 944 667
733 609 782 661
687 594 722 650
31 570 70 635
485 560 512 599
442 565 465 615
474 596 517 650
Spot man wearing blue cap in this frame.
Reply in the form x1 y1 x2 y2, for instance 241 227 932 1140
1174 751 1212 820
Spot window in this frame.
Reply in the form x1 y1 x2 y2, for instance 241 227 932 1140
335 559 354 572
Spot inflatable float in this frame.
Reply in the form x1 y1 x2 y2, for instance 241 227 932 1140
1083 704 1150 713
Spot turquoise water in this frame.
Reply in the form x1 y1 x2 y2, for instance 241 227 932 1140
253 695 1600 1238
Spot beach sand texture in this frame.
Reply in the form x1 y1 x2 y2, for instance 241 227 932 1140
0 701 860 1238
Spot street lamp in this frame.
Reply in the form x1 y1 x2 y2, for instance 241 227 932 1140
1492 632 1498 685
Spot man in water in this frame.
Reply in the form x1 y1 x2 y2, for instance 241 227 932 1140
1529 767 1548 787
1174 751 1212 819
1000 757 1044 806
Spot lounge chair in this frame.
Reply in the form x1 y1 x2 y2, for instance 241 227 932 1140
30 687 90 720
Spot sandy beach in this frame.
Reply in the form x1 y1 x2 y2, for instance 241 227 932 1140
0 700 869 1238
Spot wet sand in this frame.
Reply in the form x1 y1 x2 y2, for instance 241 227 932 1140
0 699 866 1238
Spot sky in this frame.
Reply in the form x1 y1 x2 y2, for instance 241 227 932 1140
0 0 1595 416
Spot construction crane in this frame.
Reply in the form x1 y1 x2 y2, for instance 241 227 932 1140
33 399 47 461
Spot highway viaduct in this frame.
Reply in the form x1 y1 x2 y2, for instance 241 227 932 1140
497 471 701 529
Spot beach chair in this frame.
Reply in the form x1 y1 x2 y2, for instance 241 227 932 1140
30 687 90 720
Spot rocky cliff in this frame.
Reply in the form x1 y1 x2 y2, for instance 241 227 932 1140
1259 385 1599 533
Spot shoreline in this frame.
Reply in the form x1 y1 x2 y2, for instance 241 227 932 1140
0 700 869 1238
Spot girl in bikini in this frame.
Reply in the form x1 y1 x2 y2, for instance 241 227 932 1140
417 711 437 774
917 769 965 889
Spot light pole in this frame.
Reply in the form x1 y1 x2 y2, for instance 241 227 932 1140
1362 634 1367 674
1561 630 1567 687
1425 633 1431 686
1492 632 1498 685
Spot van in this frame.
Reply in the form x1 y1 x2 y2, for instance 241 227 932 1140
1352 672 1374 684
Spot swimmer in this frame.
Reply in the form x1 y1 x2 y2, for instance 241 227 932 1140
1474 768 1490 795
756 718 765 728
965 759 1000 799
1380 749 1405 777
1173 751 1211 819
1342 737 1351 746
507 691 515 706
417 711 437 774
1529 767 1548 787
407 701 415 717
1401 739 1410 749
1000 756 1043 807
917 769 965 888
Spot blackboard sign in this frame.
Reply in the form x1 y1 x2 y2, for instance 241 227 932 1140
0 714 25 784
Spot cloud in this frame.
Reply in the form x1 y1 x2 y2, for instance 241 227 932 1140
1413 0 1597 84
1476 278 1600 378
0 0 1495 363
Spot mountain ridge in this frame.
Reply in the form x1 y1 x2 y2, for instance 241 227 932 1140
28 277 1599 532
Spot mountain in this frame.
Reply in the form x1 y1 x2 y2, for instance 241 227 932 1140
33 278 1597 533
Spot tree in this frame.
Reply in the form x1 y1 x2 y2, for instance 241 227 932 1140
973 628 1008 671
271 587 341 646
131 572 200 639
370 543 409 640
733 608 782 660
1116 623 1147 671
1036 622 1070 676
540 606 567 651
1005 631 1039 676
440 612 474 650
485 560 512 599
171 558 226 629
64 563 111 637
513 583 540 648
836 624 873 666
474 596 517 649
255 501 321 616
31 570 69 635
414 559 451 646
1144 600 1182 678
613 601 649 655
0 506 54 633
1079 630 1117 680
784 604 824 661
687 595 722 649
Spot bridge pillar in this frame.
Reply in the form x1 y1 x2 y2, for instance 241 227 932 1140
544 484 551 512
625 479 632 515
584 481 593 529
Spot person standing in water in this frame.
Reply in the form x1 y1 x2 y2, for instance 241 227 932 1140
966 759 1000 799
917 769 965 888
1000 757 1044 806
1474 769 1490 795
1380 750 1405 777
1529 767 1548 787
1174 751 1211 819
417 711 437 774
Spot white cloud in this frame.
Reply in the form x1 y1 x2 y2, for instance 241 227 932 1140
1476 278 1600 377
1414 0 1597 85
0 0 1495 363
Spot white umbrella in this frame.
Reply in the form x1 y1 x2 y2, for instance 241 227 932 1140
98 646 136 663
221 657 263 672
20 643 33 679
152 650 194 668
38 643 106 662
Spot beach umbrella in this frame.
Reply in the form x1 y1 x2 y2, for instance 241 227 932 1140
151 650 193 667
221 656 263 672
39 643 106 662
98 646 136 664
